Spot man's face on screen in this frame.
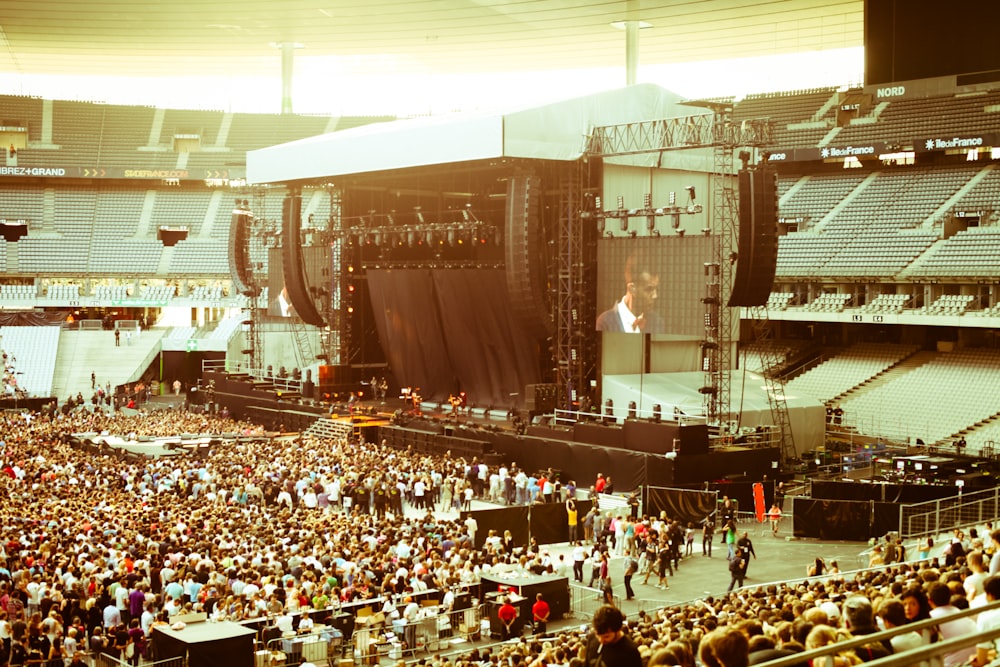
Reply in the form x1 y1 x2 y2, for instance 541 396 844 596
629 271 659 315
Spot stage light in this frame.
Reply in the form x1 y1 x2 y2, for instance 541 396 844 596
652 404 662 423
628 401 637 420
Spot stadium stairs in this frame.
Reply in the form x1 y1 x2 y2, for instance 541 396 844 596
835 350 938 404
303 417 355 441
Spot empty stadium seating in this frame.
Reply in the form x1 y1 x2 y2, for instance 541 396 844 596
784 342 918 403
840 349 1000 446
859 293 910 314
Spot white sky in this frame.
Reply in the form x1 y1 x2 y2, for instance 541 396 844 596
0 47 863 116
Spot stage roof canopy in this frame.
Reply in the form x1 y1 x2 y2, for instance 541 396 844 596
247 83 709 183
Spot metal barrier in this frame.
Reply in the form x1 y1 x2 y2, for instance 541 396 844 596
94 653 127 667
899 485 1000 540
348 605 483 663
569 583 619 620
761 597 1000 667
95 653 184 667
264 633 336 667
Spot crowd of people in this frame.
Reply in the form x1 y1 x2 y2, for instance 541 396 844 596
0 401 998 667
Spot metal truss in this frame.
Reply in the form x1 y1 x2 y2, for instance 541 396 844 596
747 305 797 462
585 113 772 157
554 161 597 412
587 105 777 434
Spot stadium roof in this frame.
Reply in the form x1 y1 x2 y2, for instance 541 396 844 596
0 1 863 80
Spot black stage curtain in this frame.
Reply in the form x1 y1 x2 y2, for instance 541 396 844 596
463 506 530 550
529 499 594 545
646 487 718 526
812 481 960 504
708 481 772 513
873 502 901 539
189 636 254 667
494 433 648 492
431 269 540 409
366 269 454 402
366 268 540 407
793 498 872 541
0 311 69 326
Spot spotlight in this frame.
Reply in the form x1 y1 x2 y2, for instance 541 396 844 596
677 229 685 237
685 186 696 201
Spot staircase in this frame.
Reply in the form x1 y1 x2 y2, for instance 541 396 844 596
836 350 938 403
304 417 354 441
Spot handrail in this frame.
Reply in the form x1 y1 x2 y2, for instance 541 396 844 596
757 598 1000 667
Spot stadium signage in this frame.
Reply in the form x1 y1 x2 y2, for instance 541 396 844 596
762 142 887 163
124 169 190 179
875 86 906 98
820 145 877 158
915 134 993 152
0 166 67 176
0 165 238 180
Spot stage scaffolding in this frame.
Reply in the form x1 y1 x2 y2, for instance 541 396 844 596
585 107 790 452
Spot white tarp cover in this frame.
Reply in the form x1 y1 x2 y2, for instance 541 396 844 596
247 83 706 184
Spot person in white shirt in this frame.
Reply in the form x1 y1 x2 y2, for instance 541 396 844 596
878 599 928 664
971 575 1000 667
928 581 977 667
402 597 420 649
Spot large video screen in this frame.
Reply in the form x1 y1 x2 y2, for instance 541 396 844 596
596 236 713 338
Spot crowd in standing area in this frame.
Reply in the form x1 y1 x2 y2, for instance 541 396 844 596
1 404 1000 667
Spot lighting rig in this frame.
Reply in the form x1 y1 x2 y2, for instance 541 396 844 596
592 190 703 237
338 205 502 266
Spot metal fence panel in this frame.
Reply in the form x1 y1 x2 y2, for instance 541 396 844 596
569 582 619 621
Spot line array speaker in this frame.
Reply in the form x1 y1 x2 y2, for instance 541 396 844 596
281 193 326 326
505 171 553 339
228 209 258 297
728 166 778 308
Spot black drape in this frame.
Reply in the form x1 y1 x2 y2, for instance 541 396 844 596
463 506 530 550
0 312 68 326
431 268 540 410
793 498 872 541
366 268 454 400
366 267 541 407
646 487 718 525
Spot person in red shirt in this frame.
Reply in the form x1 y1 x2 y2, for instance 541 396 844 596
594 473 606 494
531 593 550 635
497 597 518 640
